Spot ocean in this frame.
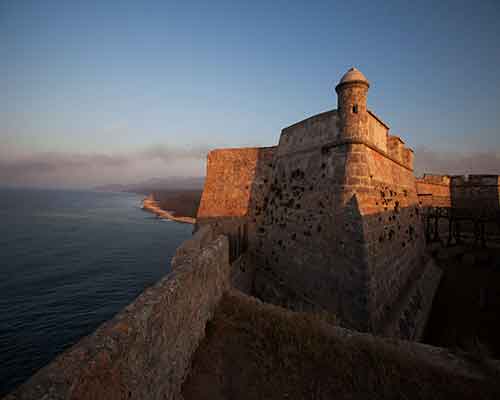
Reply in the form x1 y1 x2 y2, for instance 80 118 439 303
0 188 193 396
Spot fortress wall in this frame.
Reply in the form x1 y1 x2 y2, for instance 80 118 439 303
197 147 273 219
450 175 500 210
387 135 404 164
358 146 439 339
254 130 371 330
196 146 275 253
416 175 451 207
230 253 257 294
367 111 389 152
5 227 231 400
403 148 414 170
254 115 440 338
415 174 500 210
277 110 338 156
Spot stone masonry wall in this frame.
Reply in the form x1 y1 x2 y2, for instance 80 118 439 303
196 146 275 254
277 110 339 155
450 175 500 210
367 110 389 153
255 118 372 329
416 175 451 207
253 109 438 339
358 146 438 338
5 226 231 400
197 147 275 220
416 174 500 211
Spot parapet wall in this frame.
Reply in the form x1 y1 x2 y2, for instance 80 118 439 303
196 146 275 253
367 110 389 153
253 108 437 339
416 174 500 210
278 110 339 155
276 110 414 171
5 226 231 400
359 145 433 339
450 175 500 210
416 174 452 207
255 118 370 327
197 147 275 220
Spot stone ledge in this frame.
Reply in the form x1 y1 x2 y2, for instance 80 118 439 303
4 234 231 400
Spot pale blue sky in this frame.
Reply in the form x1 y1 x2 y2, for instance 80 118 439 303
1 0 499 186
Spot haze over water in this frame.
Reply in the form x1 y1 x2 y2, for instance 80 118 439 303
0 188 192 395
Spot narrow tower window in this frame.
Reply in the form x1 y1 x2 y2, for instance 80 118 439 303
352 104 359 114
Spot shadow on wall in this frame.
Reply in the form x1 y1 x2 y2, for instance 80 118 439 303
418 175 500 244
450 176 500 245
196 144 437 341
417 174 500 214
450 175 500 215
253 186 432 340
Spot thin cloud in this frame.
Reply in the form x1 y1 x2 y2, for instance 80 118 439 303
139 144 210 162
0 144 210 187
414 146 500 176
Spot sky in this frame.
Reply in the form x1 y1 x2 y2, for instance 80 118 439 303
1 0 500 187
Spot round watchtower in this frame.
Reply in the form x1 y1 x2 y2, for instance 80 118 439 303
335 67 370 142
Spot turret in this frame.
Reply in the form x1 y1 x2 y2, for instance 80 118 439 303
335 67 370 143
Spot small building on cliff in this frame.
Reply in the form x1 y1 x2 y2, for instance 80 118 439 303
197 67 441 340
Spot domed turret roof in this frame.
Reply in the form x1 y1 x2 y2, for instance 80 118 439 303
338 67 369 86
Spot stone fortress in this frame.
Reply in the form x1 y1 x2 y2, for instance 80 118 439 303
6 68 500 400
197 67 441 339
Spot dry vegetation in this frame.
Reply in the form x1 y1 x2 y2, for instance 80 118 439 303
183 291 500 400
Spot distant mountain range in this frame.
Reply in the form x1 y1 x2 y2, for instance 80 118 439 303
94 176 205 194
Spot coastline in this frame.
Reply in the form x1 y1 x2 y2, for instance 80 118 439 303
141 196 196 225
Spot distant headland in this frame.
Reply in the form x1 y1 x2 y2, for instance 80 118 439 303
142 194 196 224
95 176 203 224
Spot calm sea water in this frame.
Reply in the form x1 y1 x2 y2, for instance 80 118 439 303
0 188 193 395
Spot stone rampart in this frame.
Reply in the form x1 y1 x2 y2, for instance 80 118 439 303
253 104 437 339
196 146 275 253
367 110 389 152
387 135 404 164
5 226 231 400
197 147 275 220
359 145 437 339
278 110 339 155
416 174 500 211
450 174 500 211
416 174 451 207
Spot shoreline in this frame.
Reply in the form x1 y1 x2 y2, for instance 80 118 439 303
141 196 196 225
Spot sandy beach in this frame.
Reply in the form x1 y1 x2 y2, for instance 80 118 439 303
142 196 196 225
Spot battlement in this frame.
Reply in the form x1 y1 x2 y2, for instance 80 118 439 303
367 110 389 153
242 68 435 337
276 108 414 171
387 135 404 163
195 67 438 339
416 173 500 212
277 110 338 157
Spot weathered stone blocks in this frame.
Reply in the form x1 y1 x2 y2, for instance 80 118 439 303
5 228 231 400
196 68 440 339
